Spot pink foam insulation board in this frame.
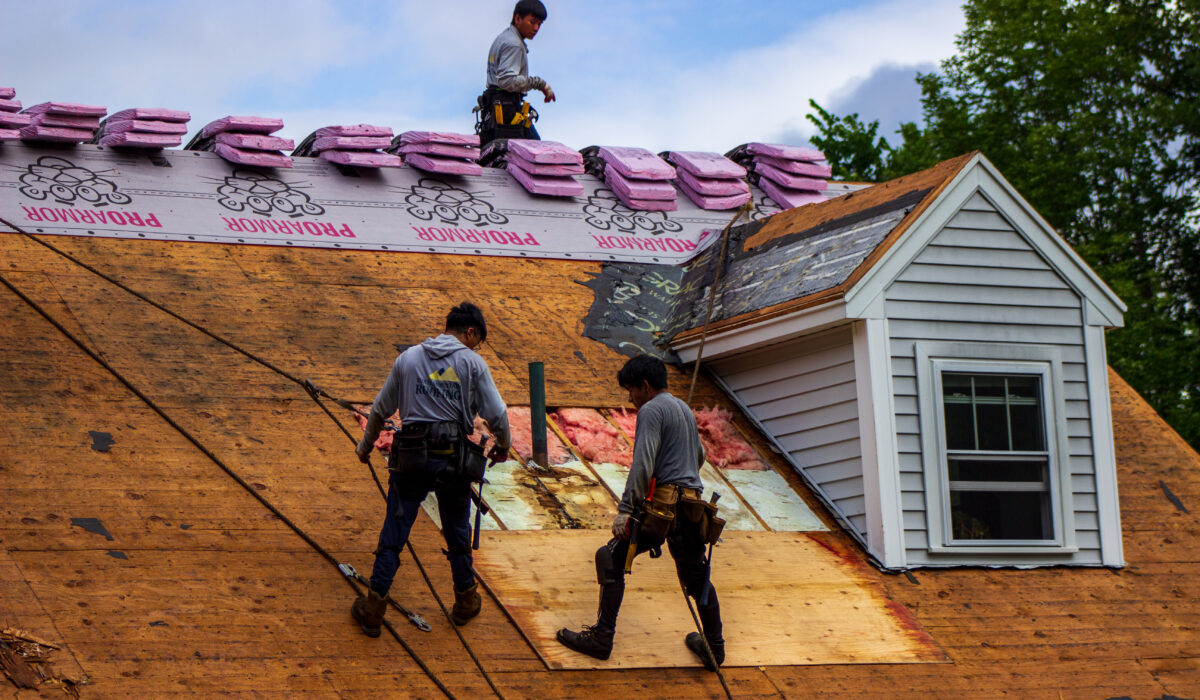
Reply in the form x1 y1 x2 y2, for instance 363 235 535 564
317 124 393 138
676 167 750 197
507 139 581 165
551 408 632 467
23 102 107 117
507 162 584 196
30 113 100 129
694 407 766 470
754 154 832 178
398 143 481 159
746 142 824 162
506 151 583 176
214 143 293 168
677 178 751 210
313 135 393 152
755 161 825 191
399 131 479 147
604 164 676 201
0 129 19 141
0 112 32 128
0 99 22 113
508 406 573 465
198 116 284 139
404 152 483 176
621 196 677 212
99 132 181 148
0 88 14 100
668 151 746 179
215 133 295 151
759 177 826 210
19 125 94 142
598 146 675 181
104 119 189 135
320 150 403 168
354 408 395 454
109 108 190 122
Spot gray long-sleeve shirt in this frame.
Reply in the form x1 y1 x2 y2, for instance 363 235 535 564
357 334 510 453
618 391 705 514
486 24 547 94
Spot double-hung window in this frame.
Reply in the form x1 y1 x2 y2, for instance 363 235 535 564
916 343 1076 554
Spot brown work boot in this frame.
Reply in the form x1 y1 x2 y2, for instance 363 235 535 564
351 589 388 638
449 582 481 625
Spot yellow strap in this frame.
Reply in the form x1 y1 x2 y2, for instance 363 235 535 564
494 103 504 124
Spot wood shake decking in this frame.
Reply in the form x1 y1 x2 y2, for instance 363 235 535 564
1 228 1198 698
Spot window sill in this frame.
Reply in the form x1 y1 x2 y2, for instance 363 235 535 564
927 543 1079 555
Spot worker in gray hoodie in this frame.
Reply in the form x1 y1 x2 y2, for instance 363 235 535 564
352 302 511 637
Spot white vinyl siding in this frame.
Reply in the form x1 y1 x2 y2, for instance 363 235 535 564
709 326 867 539
887 192 1101 566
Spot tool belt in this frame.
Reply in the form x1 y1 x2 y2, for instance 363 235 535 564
389 422 487 485
637 484 724 548
475 88 537 140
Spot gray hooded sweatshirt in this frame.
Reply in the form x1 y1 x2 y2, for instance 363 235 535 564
357 334 510 453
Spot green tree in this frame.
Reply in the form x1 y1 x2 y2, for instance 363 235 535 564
809 0 1200 448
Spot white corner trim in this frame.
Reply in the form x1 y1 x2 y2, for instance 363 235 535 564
672 299 847 363
853 319 906 568
1085 326 1125 566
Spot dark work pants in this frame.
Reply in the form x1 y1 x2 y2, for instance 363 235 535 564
594 523 723 643
369 456 475 597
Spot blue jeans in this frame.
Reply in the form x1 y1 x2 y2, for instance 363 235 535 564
368 456 475 596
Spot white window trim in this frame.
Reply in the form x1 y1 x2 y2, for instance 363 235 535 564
915 342 1078 555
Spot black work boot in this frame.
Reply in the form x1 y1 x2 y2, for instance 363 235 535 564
685 631 725 671
351 589 388 638
556 624 614 660
449 582 482 625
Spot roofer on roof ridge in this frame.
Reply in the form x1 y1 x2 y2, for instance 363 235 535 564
352 302 511 637
476 0 555 146
557 355 727 669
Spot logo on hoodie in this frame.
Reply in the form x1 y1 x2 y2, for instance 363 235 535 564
416 364 464 402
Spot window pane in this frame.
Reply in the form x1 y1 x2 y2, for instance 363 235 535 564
1006 375 1041 401
950 490 1052 540
1009 402 1045 451
976 402 1009 450
948 458 1047 482
973 374 1006 400
942 373 973 399
944 403 975 450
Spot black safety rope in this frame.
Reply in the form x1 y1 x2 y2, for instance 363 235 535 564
2 224 509 698
0 270 456 700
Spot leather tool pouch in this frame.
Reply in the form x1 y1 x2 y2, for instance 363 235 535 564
703 501 726 546
639 484 679 546
389 424 429 474
678 493 710 541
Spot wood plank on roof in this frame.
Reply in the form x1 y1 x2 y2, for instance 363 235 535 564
474 530 945 669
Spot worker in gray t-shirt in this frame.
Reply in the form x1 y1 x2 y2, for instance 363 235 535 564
477 0 555 145
556 355 726 670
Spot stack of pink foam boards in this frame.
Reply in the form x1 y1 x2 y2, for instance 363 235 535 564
96 108 190 149
393 131 481 176
194 116 292 168
666 151 751 210
593 146 677 211
504 139 584 196
296 125 401 168
742 142 832 209
18 102 107 143
0 88 25 141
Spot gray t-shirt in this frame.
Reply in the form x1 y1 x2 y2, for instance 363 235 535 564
486 24 547 94
618 391 705 514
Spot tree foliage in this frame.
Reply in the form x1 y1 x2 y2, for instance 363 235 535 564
809 0 1200 448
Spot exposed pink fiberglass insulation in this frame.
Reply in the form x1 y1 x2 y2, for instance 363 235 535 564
552 408 631 467
695 407 766 470
609 407 638 440
507 406 572 465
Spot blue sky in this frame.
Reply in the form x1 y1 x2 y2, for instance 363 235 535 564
2 0 965 154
